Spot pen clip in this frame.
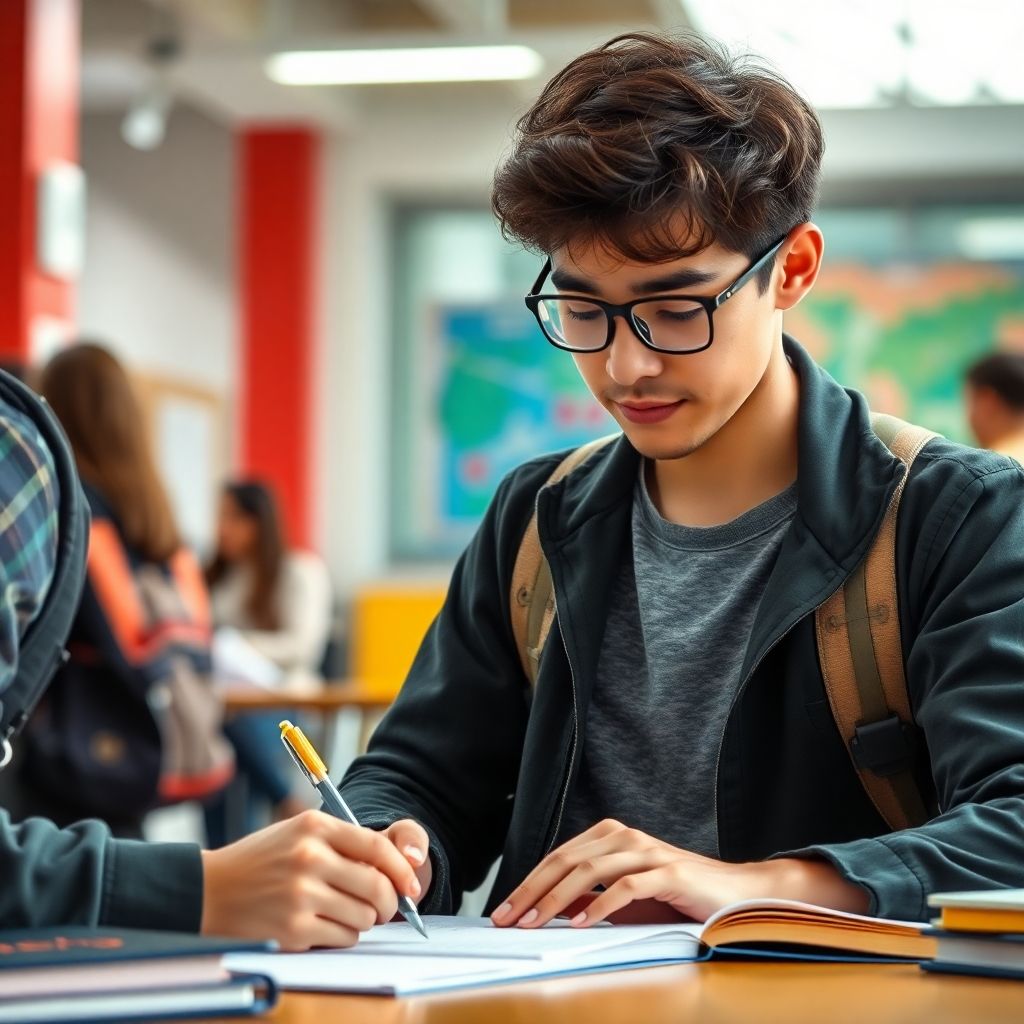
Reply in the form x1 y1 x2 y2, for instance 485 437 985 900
281 732 318 786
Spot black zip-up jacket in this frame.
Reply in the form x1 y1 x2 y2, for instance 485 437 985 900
342 337 1024 922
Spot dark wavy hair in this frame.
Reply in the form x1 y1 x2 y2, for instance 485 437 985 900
966 353 1024 411
205 480 285 631
492 32 824 288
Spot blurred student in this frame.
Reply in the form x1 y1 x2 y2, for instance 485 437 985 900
10 344 232 838
965 352 1024 462
207 482 332 677
0 354 420 948
203 481 332 845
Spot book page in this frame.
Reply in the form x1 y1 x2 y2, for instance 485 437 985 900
702 898 926 934
700 898 932 959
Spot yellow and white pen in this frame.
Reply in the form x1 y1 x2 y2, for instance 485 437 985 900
278 719 428 939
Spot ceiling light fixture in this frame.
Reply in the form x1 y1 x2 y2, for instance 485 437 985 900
121 32 180 151
266 45 543 86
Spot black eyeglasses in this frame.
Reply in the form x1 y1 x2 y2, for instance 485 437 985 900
524 237 786 355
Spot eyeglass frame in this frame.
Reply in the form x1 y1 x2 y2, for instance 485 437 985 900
524 236 787 355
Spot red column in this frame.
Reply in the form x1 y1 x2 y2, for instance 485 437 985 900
0 0 80 363
237 128 319 548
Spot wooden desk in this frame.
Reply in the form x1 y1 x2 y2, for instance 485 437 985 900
220 680 393 816
222 679 392 715
203 960 1024 1023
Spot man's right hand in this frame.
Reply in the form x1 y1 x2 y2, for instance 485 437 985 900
200 810 429 951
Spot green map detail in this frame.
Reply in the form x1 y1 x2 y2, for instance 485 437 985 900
799 273 1024 442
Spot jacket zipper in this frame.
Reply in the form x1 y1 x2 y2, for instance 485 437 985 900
711 576 848 846
546 625 579 854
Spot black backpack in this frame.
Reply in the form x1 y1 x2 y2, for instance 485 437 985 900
0 370 89 772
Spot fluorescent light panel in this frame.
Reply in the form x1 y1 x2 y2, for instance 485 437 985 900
267 46 543 85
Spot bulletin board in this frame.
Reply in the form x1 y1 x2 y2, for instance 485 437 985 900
131 372 230 556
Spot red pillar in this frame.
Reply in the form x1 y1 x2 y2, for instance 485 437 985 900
237 128 319 548
0 0 80 362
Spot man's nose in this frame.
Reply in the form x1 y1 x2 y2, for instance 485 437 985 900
606 313 663 387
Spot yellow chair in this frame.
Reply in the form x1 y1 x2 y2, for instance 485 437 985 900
350 583 447 701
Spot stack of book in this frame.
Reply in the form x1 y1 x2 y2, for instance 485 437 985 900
0 927 278 1023
922 889 1024 981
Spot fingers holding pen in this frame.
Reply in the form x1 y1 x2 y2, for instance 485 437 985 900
295 813 420 897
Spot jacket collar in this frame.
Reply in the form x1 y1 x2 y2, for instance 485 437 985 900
539 335 904 576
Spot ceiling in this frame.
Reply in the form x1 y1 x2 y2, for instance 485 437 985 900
81 0 1024 155
81 0 691 127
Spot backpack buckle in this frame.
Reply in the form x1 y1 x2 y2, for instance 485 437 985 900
850 714 915 777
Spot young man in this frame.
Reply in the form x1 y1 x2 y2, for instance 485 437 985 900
333 30 1024 938
965 352 1024 463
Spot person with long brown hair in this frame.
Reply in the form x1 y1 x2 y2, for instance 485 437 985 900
203 480 332 845
10 342 233 837
38 343 181 564
206 481 331 674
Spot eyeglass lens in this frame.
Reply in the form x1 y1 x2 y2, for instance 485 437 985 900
537 297 708 352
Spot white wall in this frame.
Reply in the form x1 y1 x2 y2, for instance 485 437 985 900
78 107 236 393
78 106 236 554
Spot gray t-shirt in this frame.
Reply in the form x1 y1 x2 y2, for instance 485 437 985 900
558 466 798 857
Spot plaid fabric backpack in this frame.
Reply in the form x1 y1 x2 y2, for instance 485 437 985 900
0 370 88 773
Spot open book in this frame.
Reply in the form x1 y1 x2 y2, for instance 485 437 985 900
225 900 935 997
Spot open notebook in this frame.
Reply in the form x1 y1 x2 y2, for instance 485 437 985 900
225 899 935 996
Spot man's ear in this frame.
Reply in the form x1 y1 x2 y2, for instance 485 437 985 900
773 222 824 312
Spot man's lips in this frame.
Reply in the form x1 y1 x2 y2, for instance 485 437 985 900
614 399 686 424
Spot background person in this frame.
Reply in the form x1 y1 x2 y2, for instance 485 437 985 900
964 352 1024 462
11 343 230 838
203 480 333 845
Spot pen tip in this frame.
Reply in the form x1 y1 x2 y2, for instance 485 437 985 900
402 902 429 938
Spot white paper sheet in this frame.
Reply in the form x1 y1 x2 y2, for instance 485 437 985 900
225 917 704 996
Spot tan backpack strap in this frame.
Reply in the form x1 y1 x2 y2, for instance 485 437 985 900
815 413 937 831
510 435 618 683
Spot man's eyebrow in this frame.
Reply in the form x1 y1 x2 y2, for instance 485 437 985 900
549 265 719 296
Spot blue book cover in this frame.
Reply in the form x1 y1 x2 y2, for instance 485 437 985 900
922 961 1024 982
